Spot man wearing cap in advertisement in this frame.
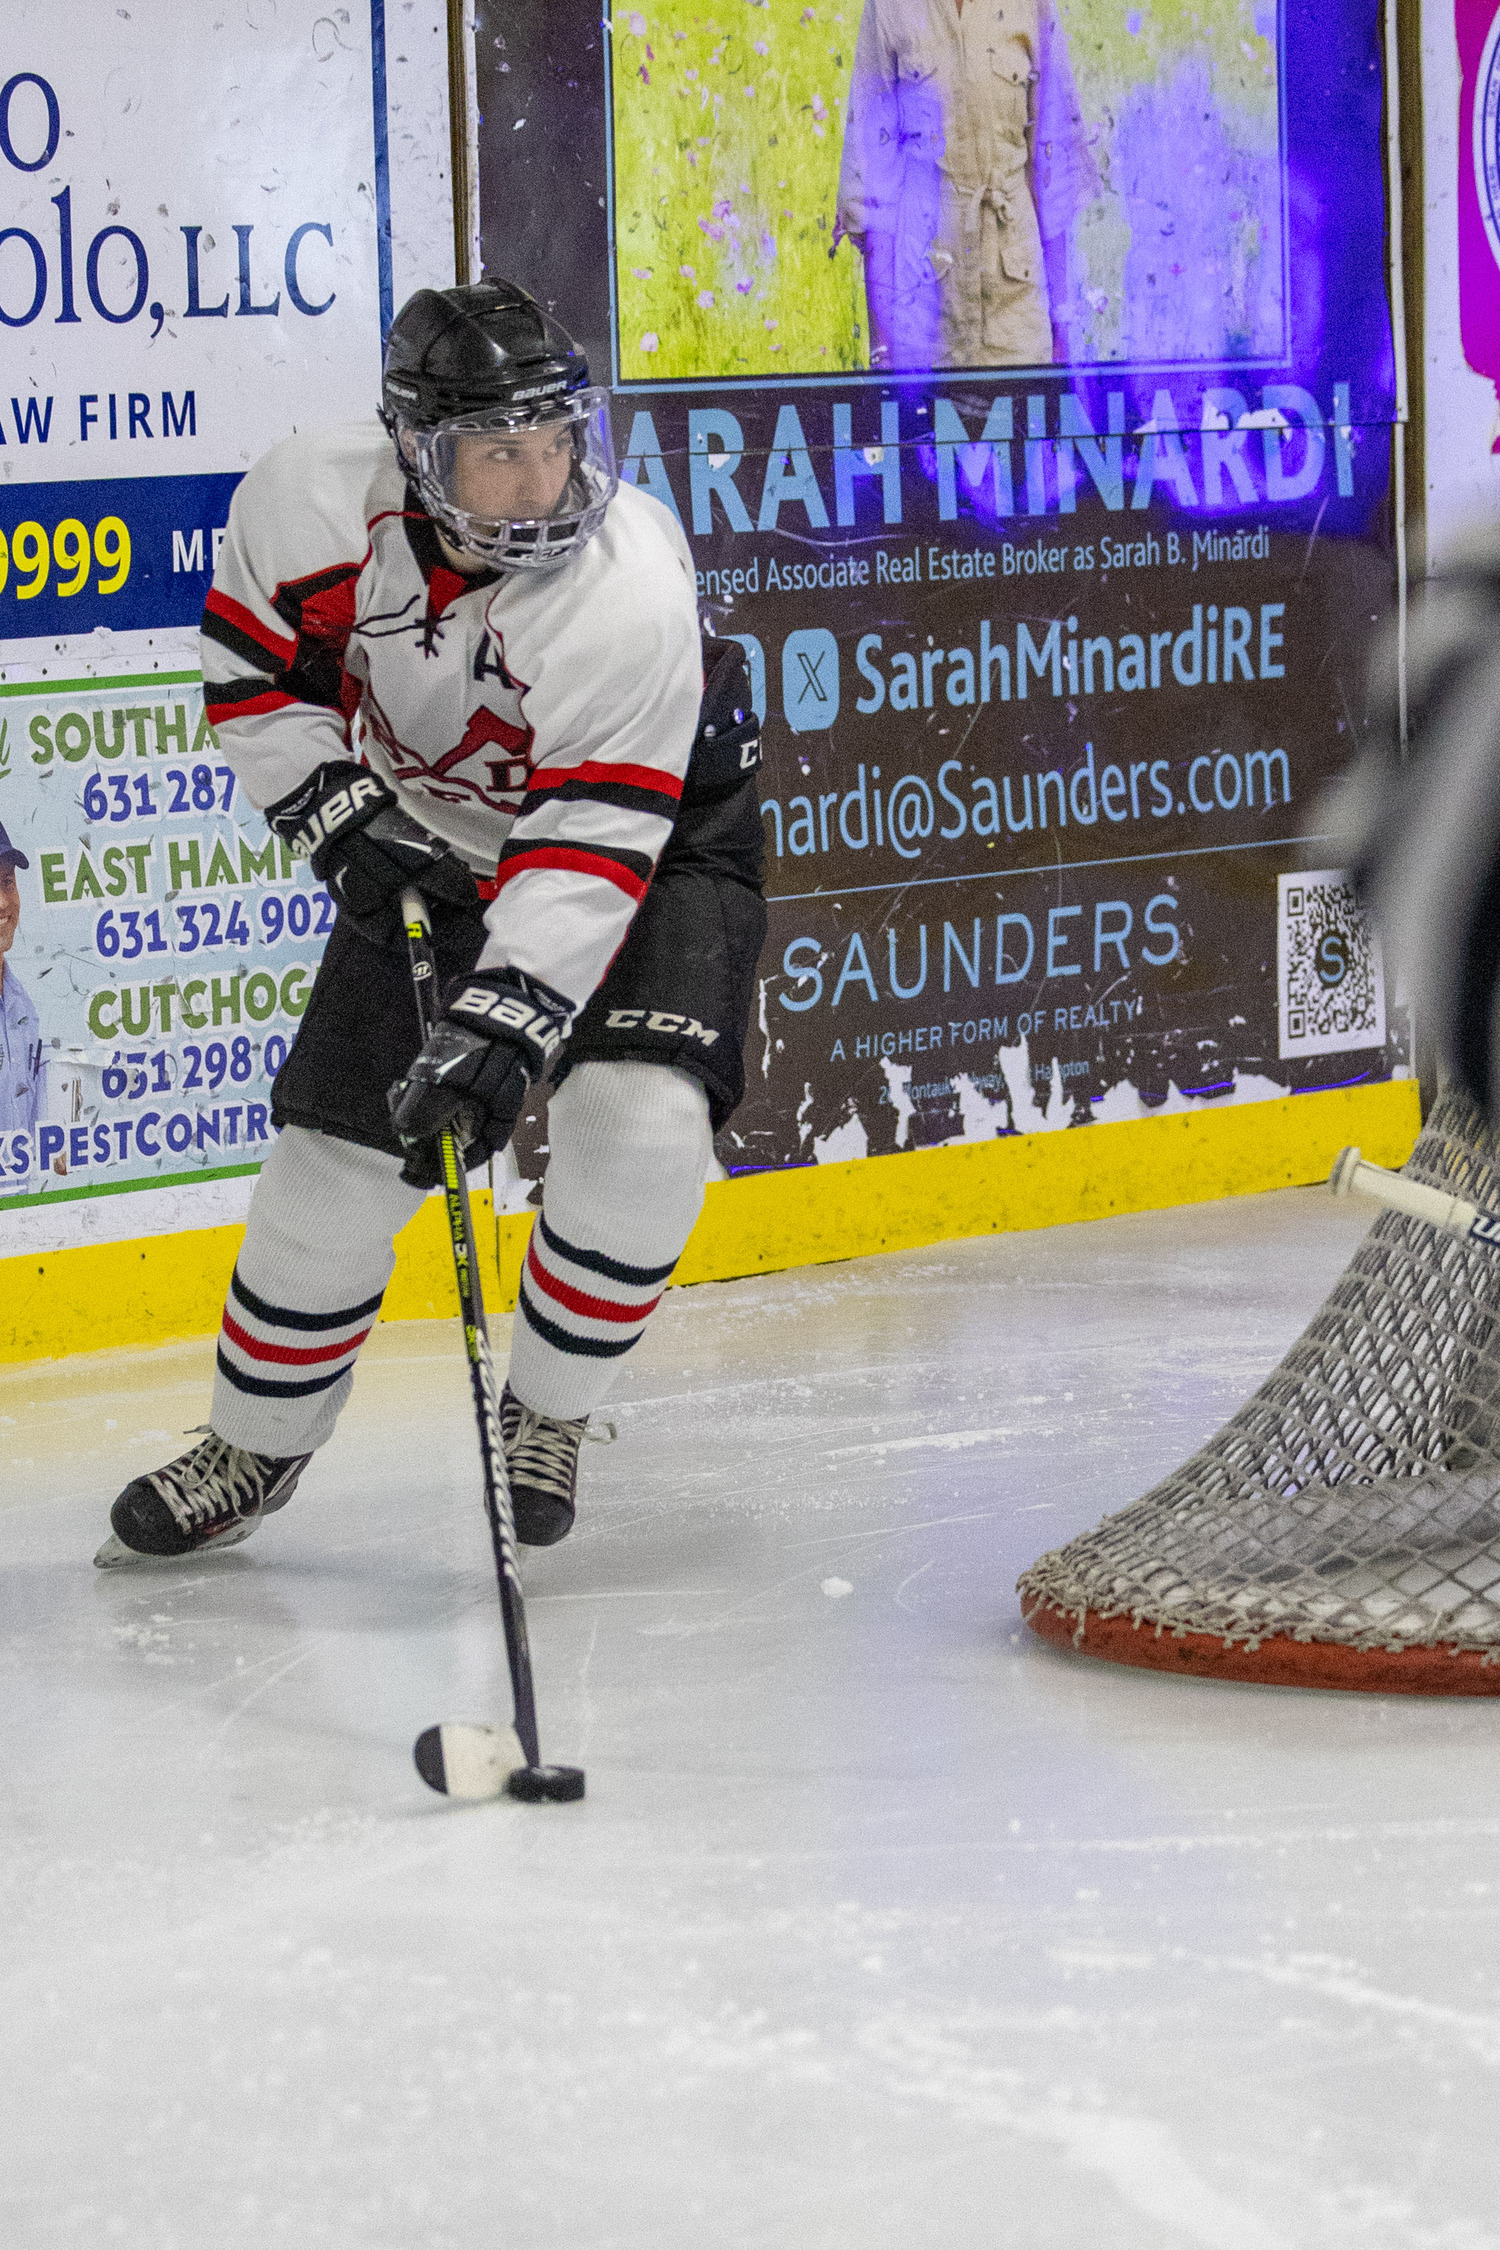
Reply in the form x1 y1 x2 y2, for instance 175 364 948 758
0 822 41 1138
836 0 1098 370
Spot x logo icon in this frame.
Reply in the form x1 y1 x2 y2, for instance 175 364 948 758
795 650 828 705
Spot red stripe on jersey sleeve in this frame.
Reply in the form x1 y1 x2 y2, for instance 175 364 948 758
526 760 684 803
203 588 298 664
490 845 650 902
204 688 301 723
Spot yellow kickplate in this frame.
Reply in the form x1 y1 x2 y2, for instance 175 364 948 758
0 1078 1422 1365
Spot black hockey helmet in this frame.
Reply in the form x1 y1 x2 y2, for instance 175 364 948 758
381 281 591 428
381 281 616 570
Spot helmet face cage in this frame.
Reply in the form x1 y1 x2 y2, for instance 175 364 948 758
401 388 617 571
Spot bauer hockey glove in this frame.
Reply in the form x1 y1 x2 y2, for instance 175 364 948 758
267 760 479 949
387 966 573 1187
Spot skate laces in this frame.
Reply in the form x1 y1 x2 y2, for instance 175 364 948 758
503 1399 616 1502
152 1428 270 1533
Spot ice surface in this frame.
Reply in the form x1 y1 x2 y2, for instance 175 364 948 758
4 1186 1500 2248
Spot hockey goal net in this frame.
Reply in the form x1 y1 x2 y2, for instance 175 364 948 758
1018 1090 1500 1692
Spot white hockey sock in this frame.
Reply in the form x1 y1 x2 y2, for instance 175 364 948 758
211 1125 425 1456
508 1061 712 1422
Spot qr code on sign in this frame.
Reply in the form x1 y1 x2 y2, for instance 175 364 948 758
1277 870 1386 1060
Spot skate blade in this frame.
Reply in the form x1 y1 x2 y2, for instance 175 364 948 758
413 1722 526 1801
93 1519 259 1570
94 1534 144 1570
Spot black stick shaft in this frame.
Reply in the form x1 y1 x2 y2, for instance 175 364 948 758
401 887 540 1768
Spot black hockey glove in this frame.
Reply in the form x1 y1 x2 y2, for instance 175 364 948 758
387 966 573 1188
266 760 479 949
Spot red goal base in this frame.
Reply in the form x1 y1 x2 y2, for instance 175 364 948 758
1021 1597 1500 1695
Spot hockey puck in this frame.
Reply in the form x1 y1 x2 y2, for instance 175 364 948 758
506 1763 586 1804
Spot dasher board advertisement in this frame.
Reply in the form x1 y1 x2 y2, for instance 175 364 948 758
611 0 1289 383
1427 0 1500 567
0 673 331 1211
0 0 433 1219
0 3 395 644
479 0 1405 1184
595 0 1391 407
601 401 1405 1175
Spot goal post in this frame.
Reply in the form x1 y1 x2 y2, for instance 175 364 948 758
1018 1091 1500 1693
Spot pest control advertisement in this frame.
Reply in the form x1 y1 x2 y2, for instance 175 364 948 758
0 673 333 1203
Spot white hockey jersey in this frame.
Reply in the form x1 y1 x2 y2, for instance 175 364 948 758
202 419 702 1010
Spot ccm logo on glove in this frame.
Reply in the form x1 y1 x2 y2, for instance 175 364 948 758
451 983 570 1063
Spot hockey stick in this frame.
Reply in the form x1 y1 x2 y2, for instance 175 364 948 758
1330 1144 1500 1250
399 886 584 1805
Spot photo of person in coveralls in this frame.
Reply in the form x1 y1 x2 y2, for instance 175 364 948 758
835 0 1098 369
0 821 41 1139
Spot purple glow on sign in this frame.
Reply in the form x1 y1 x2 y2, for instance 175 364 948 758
1126 10 1141 33
1110 62 1285 365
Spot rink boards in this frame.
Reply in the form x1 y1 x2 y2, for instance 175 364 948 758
2 1076 1420 1363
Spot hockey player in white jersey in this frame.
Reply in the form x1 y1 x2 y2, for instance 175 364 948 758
96 280 765 1566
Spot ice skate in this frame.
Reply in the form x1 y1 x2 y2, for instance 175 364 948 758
500 1383 614 1547
94 1430 312 1568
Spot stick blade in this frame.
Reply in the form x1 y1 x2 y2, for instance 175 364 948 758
413 1722 526 1801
